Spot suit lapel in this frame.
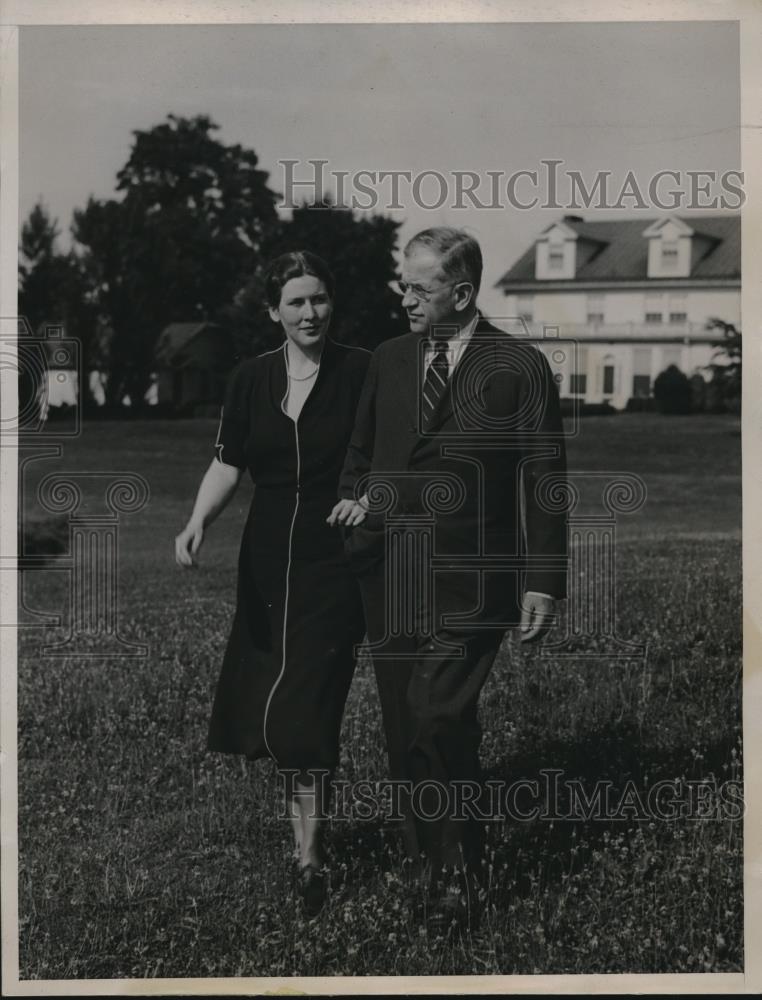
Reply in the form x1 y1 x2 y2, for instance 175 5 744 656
391 333 422 425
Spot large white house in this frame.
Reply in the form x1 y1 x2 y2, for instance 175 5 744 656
495 214 740 409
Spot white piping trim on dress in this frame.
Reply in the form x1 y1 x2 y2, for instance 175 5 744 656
261 343 315 765
214 406 225 464
262 458 299 763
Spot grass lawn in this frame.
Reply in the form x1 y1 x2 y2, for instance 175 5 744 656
16 412 742 978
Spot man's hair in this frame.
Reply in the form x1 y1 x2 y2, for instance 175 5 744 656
404 227 483 296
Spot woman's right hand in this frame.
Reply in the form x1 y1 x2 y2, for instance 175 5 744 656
175 521 204 568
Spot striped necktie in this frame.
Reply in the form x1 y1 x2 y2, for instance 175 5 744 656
421 340 450 431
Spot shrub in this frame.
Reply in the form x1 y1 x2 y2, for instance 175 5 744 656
625 396 657 414
559 399 617 417
654 365 692 415
689 374 707 413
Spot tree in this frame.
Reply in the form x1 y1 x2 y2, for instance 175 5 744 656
21 202 74 330
73 114 279 406
253 201 405 353
220 201 405 359
705 318 741 413
20 201 59 270
653 365 692 414
217 269 272 360
19 201 98 400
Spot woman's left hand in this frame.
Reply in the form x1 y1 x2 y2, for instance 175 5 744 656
327 498 367 527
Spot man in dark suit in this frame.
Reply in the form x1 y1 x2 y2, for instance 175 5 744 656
329 227 567 928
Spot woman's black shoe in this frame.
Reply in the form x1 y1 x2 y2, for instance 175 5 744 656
297 863 327 918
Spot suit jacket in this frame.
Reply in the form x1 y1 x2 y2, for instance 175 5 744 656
339 316 568 624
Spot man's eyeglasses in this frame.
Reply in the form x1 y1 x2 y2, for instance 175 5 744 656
392 279 468 303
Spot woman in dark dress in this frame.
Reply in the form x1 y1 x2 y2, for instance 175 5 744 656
175 252 370 915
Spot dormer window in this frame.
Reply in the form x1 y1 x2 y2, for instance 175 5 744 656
534 220 582 279
661 241 678 267
643 217 693 278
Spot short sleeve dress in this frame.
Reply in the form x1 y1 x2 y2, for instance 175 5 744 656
206 338 371 771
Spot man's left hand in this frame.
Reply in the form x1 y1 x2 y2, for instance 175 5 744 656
519 592 556 644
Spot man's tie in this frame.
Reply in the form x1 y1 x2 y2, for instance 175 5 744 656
421 340 450 431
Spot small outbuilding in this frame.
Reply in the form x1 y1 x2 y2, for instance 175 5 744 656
154 322 235 415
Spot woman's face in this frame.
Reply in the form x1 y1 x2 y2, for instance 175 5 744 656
269 274 332 350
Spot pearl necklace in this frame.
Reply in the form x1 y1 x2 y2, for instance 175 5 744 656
288 366 319 382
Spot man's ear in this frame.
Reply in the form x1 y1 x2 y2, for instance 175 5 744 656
453 282 475 312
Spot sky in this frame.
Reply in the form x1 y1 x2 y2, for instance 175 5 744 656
19 21 741 319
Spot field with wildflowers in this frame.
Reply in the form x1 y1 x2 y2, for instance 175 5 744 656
16 413 742 978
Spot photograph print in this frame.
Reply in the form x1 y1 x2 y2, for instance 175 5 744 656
2 9 749 993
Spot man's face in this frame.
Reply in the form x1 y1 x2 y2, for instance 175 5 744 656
400 247 462 337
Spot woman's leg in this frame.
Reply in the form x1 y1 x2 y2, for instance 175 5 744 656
284 770 330 916
284 769 329 868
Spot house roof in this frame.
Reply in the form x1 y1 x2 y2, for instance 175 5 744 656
495 215 740 287
154 321 221 367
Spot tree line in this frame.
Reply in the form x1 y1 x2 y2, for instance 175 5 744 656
19 114 405 409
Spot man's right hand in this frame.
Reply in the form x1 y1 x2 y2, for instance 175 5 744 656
175 521 204 567
327 497 368 527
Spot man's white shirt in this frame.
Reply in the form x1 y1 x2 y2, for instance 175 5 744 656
422 312 480 381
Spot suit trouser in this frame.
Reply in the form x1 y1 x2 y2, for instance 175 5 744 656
357 560 505 870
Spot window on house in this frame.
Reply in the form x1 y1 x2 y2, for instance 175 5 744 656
632 374 651 397
632 347 652 398
569 346 587 396
644 293 663 325
602 363 615 395
587 293 605 325
667 293 688 325
661 241 679 267
548 248 564 270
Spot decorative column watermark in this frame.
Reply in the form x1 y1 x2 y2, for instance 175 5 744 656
536 471 648 661
357 472 468 660
36 472 150 658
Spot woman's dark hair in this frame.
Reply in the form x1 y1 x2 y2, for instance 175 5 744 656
264 251 335 308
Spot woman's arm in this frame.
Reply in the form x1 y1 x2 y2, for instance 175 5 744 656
175 458 244 567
